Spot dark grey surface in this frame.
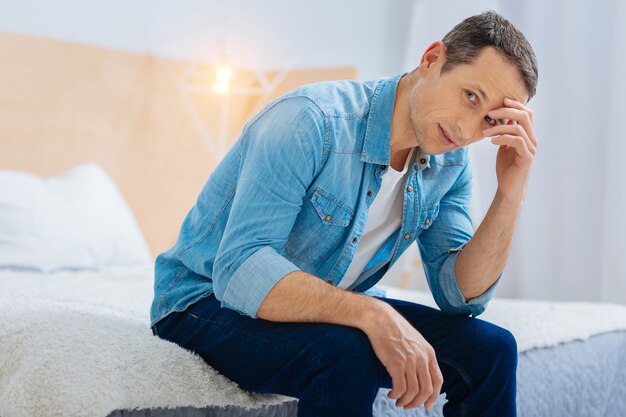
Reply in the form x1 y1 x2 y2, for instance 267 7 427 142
106 402 298 417
107 330 626 417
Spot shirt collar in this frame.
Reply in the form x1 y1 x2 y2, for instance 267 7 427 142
361 74 400 166
361 73 431 171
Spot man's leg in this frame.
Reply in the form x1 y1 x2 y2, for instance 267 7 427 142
153 293 385 417
378 296 518 416
153 293 517 417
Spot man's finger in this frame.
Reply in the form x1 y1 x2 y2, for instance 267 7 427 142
489 107 531 130
411 356 433 408
491 135 533 162
484 124 536 156
387 368 407 400
396 368 419 408
424 359 444 410
504 97 534 123
489 105 538 148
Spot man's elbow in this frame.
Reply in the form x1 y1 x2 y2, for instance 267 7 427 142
430 290 478 317
438 301 487 318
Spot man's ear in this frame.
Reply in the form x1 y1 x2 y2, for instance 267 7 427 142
419 41 446 72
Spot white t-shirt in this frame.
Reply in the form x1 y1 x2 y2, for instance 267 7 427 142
338 147 415 290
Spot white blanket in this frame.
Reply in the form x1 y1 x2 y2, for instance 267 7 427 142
1 270 625 417
382 286 626 351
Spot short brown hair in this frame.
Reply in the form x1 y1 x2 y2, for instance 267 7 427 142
441 10 538 100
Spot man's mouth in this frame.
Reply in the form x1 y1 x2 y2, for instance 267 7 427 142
437 124 456 146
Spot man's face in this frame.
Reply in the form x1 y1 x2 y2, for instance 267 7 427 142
407 44 529 155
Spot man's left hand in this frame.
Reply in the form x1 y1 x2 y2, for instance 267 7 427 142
483 97 538 204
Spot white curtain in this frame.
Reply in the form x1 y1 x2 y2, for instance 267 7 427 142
386 0 626 305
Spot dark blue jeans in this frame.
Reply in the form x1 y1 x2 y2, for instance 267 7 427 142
152 293 517 417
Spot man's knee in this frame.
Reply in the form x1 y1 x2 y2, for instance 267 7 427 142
487 324 518 365
471 321 518 377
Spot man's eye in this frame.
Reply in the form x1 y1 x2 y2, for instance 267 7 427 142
484 115 497 126
466 90 477 103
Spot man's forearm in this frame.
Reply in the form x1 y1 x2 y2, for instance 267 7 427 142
257 270 384 330
455 189 523 300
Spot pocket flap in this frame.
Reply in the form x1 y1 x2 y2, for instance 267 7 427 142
311 187 354 227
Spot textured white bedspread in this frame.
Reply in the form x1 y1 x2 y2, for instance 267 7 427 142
382 285 626 351
1 270 625 417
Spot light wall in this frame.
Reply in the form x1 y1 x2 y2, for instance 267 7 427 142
0 0 414 80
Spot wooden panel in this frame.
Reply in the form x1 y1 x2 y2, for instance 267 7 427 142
0 31 356 256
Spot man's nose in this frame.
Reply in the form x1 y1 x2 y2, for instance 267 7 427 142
456 119 484 145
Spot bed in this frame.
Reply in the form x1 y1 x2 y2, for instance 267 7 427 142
1 163 625 417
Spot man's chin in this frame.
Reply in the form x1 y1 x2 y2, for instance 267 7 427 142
421 144 463 156
418 141 445 156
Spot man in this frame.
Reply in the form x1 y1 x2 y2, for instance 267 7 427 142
150 10 538 417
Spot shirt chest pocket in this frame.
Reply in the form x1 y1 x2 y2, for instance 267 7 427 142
285 187 354 263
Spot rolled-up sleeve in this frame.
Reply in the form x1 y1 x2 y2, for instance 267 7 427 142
417 150 501 317
438 247 501 317
212 96 327 318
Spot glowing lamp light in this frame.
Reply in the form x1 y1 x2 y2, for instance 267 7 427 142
214 65 233 94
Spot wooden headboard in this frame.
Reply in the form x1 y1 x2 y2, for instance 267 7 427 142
0 31 356 257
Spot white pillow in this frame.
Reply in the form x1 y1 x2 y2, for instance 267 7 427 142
0 162 153 272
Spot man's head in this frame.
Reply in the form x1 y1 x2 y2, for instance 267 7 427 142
401 10 538 155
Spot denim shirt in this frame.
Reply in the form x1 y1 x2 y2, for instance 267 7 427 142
150 73 501 328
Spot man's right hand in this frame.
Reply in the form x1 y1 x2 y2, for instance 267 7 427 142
362 300 444 411
257 272 443 410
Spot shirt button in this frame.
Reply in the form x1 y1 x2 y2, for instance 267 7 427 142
352 237 357 243
404 233 410 239
367 190 372 197
325 215 331 221
420 158 427 164
424 219 430 225
406 185 413 192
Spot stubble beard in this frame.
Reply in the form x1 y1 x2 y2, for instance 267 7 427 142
408 93 429 154
411 116 428 153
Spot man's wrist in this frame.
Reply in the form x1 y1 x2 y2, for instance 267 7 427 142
495 187 525 211
356 296 395 334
